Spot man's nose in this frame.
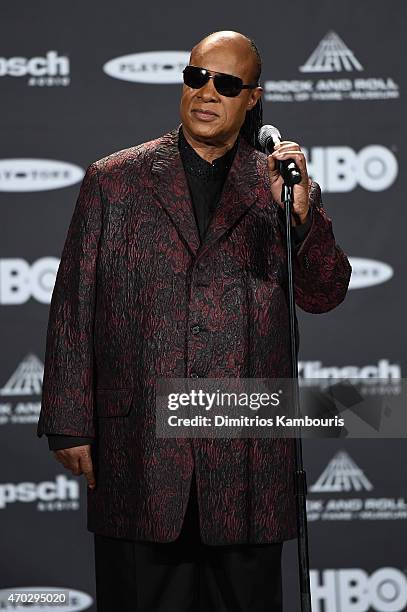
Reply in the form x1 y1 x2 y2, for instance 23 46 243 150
197 77 218 101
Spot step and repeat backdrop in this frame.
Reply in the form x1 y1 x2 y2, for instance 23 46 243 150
1 1 406 611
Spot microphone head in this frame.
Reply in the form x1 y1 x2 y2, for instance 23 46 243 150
258 125 282 148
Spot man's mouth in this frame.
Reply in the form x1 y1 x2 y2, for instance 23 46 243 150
191 108 219 122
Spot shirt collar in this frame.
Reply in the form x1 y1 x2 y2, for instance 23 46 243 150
178 124 238 180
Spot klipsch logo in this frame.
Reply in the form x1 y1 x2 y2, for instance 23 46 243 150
0 159 84 192
264 31 399 102
299 359 401 380
299 358 401 398
307 451 407 522
0 51 70 86
103 51 190 83
0 475 80 512
0 354 43 425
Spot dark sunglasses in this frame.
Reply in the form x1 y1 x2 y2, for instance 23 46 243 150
182 65 259 98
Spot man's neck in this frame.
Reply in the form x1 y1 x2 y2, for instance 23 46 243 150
181 124 238 163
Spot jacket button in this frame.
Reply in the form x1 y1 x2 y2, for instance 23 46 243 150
191 325 201 334
190 372 200 378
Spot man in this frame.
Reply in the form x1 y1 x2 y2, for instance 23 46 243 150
37 30 351 611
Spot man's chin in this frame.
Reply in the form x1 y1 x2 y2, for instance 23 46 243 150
185 121 222 142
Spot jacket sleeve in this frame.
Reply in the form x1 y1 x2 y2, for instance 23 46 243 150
37 162 102 439
291 181 352 314
47 434 95 451
292 208 312 246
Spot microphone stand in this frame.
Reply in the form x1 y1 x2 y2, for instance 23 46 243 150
282 180 312 612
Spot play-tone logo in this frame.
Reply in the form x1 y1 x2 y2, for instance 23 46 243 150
0 51 70 86
0 159 84 192
103 51 190 83
307 451 407 522
264 31 399 102
348 257 393 289
310 451 372 493
310 567 407 612
0 587 92 611
304 145 398 192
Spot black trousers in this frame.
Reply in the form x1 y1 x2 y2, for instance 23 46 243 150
94 472 283 611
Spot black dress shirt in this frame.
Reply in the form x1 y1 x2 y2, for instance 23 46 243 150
47 125 311 451
177 124 239 243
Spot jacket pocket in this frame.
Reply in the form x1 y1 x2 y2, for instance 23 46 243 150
95 388 134 417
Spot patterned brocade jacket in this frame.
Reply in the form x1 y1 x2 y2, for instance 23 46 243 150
37 126 352 545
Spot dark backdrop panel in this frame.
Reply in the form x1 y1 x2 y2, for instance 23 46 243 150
1 1 405 610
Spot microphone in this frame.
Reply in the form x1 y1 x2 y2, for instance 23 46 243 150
258 125 302 186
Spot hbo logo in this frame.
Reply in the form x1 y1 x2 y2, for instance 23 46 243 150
0 258 59 304
304 145 398 192
311 568 407 612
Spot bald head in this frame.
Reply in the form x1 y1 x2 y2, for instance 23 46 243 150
190 30 261 84
180 30 263 153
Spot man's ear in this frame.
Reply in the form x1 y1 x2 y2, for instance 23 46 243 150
247 86 263 110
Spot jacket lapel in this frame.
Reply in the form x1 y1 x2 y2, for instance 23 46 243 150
151 127 201 257
151 125 262 260
197 134 260 261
